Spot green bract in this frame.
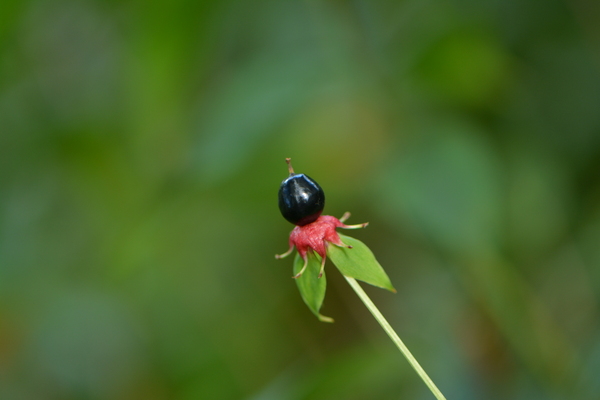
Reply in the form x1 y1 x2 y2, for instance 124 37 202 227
329 234 396 293
294 233 395 322
293 253 332 322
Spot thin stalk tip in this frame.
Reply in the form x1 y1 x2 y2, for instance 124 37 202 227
285 158 295 175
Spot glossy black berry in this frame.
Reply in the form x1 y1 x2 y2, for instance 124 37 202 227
278 159 325 226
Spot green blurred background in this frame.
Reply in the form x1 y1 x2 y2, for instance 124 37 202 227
1 0 600 399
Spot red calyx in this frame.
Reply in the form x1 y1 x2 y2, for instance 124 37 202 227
276 212 368 279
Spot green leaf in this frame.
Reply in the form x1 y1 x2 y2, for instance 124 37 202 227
328 234 396 292
293 253 334 323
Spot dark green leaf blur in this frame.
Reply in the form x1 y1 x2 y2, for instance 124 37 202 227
1 0 599 399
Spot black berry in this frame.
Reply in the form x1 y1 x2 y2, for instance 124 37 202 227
278 159 325 226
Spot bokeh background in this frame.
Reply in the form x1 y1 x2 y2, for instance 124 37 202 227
1 0 600 399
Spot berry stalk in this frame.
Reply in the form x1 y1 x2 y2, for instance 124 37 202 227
343 276 447 400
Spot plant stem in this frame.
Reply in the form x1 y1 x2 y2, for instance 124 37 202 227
344 276 447 400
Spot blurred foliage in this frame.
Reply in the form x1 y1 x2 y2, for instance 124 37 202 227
1 0 600 399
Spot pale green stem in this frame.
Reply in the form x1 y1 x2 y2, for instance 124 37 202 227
344 276 447 400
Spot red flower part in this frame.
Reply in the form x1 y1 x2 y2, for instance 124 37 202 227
276 212 368 279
